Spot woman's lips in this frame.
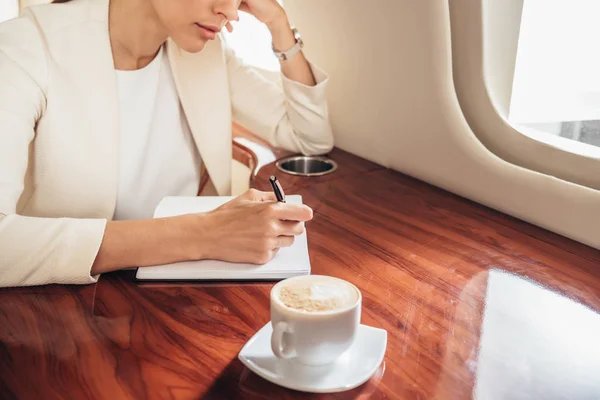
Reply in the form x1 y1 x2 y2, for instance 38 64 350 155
195 23 218 40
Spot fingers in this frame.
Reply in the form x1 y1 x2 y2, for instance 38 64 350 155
275 236 295 249
269 203 313 222
254 247 279 265
225 21 233 33
276 220 305 236
238 3 251 13
243 188 277 203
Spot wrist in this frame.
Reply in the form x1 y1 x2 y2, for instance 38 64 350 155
267 13 289 33
268 16 295 51
177 213 214 261
265 8 289 33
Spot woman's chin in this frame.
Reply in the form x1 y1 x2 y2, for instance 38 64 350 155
172 37 209 54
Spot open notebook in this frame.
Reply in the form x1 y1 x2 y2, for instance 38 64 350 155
135 195 311 281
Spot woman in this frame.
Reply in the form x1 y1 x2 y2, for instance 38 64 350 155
0 0 333 287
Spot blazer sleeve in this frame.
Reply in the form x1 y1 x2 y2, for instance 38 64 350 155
224 39 335 155
0 15 106 287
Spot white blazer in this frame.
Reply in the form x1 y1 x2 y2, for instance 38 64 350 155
0 0 334 287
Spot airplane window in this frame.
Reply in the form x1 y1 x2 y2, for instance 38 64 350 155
509 0 600 149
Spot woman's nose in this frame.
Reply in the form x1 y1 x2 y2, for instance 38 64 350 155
214 0 240 23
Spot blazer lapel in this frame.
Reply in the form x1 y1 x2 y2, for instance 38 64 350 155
166 38 232 196
52 0 119 219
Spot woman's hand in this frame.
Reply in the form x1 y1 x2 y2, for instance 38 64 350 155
223 0 287 33
238 0 287 30
231 0 316 86
215 187 277 210
186 189 313 264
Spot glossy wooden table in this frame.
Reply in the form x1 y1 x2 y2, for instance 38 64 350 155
1 137 600 399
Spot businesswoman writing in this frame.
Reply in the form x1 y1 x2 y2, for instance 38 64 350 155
0 0 333 287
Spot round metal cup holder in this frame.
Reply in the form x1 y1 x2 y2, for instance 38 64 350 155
275 156 338 177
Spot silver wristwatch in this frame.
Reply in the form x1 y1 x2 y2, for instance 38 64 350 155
273 27 304 61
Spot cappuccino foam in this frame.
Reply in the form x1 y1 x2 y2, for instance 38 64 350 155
277 277 358 312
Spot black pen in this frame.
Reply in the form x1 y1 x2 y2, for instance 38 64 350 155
269 175 286 203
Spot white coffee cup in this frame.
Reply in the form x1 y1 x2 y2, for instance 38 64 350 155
270 275 362 366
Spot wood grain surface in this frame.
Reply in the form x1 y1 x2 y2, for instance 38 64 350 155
1 147 599 399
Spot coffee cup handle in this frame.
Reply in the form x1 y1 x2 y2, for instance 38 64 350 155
271 322 295 359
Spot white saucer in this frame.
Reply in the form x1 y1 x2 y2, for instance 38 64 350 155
238 322 387 393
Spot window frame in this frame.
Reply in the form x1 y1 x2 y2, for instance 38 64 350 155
449 0 600 191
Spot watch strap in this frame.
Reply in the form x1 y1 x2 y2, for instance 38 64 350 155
273 27 304 61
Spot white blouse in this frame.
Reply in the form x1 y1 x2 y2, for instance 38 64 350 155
113 46 201 220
